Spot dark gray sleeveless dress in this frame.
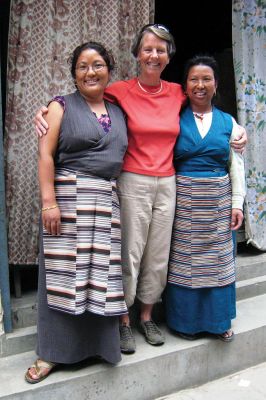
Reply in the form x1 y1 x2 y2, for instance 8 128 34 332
36 91 128 365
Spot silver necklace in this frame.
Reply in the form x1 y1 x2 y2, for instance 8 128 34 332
137 79 163 94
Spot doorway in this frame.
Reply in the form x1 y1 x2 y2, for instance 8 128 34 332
154 0 237 118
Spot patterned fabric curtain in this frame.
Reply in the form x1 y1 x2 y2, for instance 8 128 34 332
4 0 154 264
232 0 266 250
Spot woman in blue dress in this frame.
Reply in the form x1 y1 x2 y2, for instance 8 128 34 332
165 55 246 342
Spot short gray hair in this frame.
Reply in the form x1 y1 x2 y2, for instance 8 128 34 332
131 24 176 59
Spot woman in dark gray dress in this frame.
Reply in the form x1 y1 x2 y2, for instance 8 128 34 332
25 42 128 383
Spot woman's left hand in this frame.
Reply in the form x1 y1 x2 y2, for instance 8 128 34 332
231 126 247 153
231 208 244 231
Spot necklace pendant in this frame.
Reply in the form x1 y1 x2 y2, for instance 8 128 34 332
193 113 204 121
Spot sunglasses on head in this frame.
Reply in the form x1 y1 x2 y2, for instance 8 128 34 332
152 24 169 32
141 23 170 33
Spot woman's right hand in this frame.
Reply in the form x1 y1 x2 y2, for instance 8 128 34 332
34 106 49 137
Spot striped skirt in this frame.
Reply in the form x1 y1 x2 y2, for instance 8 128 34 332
168 174 235 289
43 168 127 316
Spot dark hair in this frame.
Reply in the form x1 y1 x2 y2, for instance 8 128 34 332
182 54 219 93
69 41 115 80
131 24 176 59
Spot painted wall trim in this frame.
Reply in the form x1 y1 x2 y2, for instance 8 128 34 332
0 61 12 333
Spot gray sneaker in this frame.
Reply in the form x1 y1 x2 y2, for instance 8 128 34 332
119 324 136 354
140 320 165 346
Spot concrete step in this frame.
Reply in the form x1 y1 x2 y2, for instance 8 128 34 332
11 291 37 330
0 294 266 400
155 362 266 400
235 252 266 281
0 326 37 358
236 275 266 300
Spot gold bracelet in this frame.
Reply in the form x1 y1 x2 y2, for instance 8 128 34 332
41 204 58 212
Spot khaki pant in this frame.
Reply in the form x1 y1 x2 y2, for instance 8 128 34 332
117 172 176 307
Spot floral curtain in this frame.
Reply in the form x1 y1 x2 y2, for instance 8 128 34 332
232 0 266 250
4 0 154 264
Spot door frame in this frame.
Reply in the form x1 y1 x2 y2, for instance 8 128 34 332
0 60 12 333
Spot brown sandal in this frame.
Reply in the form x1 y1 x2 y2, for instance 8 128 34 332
25 359 57 384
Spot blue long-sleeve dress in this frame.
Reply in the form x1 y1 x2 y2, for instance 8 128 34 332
164 106 236 335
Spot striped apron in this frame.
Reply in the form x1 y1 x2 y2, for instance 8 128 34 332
43 168 127 316
168 173 235 289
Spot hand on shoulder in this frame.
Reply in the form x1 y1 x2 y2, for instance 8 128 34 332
34 105 49 137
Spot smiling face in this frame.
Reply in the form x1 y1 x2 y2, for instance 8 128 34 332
74 49 110 100
185 64 218 112
137 32 170 82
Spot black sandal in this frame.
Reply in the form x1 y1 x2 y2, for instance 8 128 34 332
176 331 201 341
216 330 234 342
